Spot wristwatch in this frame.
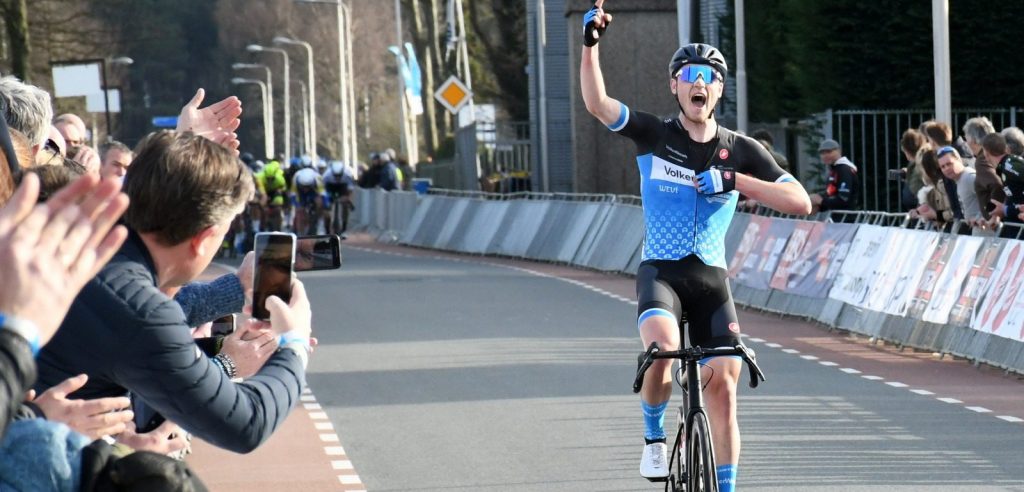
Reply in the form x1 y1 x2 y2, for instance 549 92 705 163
0 312 42 356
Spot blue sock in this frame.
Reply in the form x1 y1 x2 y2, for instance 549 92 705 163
641 400 669 441
717 464 737 492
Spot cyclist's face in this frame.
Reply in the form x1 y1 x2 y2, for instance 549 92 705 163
671 66 723 122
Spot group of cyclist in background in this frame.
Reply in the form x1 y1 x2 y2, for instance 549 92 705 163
225 147 408 256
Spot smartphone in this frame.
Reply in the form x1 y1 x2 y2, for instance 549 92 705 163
252 232 296 320
211 313 236 337
294 235 343 272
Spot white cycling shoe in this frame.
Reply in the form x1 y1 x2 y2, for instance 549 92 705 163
640 442 670 481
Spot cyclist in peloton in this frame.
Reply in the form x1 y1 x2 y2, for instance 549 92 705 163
580 1 811 488
254 157 288 231
291 158 325 234
323 160 356 238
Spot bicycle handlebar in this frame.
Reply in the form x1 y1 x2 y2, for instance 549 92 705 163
632 342 766 394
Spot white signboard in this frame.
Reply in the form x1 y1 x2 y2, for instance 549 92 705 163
51 63 102 98
86 89 120 113
922 236 983 324
829 225 888 305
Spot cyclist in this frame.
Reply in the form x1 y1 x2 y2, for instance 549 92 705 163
254 157 288 231
323 160 356 238
580 2 811 488
290 158 325 234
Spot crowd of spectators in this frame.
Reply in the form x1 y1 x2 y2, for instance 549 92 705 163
0 74 316 490
898 117 1024 236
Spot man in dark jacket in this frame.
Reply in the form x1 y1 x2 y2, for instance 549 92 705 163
811 139 859 212
34 131 313 454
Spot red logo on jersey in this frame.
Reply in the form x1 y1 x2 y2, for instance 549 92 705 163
719 149 730 160
723 171 733 180
728 322 741 333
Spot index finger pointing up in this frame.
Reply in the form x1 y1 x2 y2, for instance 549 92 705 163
595 0 604 8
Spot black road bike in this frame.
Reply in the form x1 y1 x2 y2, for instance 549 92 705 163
633 342 765 492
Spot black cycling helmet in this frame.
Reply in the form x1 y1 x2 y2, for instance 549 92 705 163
668 43 728 80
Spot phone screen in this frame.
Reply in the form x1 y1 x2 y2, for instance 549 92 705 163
252 233 295 320
294 235 343 272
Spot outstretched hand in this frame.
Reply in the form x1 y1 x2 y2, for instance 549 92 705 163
177 88 242 155
27 374 134 439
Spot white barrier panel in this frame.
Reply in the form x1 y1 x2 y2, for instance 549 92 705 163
573 204 644 272
829 225 888 305
400 195 437 245
434 198 471 250
972 241 1024 341
454 200 510 254
489 201 551 257
387 191 419 234
921 237 984 324
863 229 939 316
948 239 1003 326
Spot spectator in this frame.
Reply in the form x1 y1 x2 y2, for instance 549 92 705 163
981 132 1024 231
377 150 401 191
751 128 789 171
972 131 1007 223
17 164 84 203
34 130 313 454
810 139 858 212
357 152 382 188
98 140 133 181
1001 126 1024 157
0 75 53 159
53 113 88 148
937 146 987 234
1 129 33 204
922 120 966 220
910 149 955 229
899 129 928 211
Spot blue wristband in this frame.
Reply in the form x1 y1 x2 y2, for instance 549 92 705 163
279 333 310 348
0 313 41 356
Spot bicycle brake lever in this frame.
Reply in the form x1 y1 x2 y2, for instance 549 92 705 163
632 342 660 394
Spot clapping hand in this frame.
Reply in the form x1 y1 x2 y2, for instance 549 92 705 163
177 88 242 155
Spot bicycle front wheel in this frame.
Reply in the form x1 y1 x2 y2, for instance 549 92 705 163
687 411 718 492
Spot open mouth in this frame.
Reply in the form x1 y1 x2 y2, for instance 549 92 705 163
690 93 707 108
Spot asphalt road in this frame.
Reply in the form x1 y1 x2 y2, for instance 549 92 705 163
298 244 1024 492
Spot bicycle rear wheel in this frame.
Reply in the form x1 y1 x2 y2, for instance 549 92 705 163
687 411 718 492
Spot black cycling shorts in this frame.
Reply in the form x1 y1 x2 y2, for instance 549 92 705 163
636 255 742 349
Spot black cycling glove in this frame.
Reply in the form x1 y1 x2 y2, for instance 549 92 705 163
583 5 609 47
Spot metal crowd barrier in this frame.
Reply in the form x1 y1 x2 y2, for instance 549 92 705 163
349 190 1024 375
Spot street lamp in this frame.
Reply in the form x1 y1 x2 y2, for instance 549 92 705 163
232 62 274 157
274 36 317 164
248 44 290 161
231 77 273 160
292 78 310 157
294 0 356 172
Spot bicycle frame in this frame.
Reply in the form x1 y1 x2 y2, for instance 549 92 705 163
633 342 765 491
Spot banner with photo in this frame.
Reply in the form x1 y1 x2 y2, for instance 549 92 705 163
906 235 956 319
829 225 889 305
730 217 796 290
972 241 1024 341
863 229 940 315
769 221 823 291
785 222 858 298
728 215 771 284
948 238 1004 327
921 237 985 324
724 212 752 263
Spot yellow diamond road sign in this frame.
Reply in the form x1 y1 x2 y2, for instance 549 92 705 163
435 75 472 115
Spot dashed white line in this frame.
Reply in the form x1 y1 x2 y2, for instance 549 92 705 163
885 382 909 388
819 361 839 367
320 433 340 442
324 446 347 455
862 375 883 381
300 394 317 402
308 411 328 420
332 460 354 470
840 368 861 374
315 422 335 430
764 343 782 348
966 406 992 413
997 416 1023 423
910 389 935 395
747 337 765 343
938 397 963 404
799 355 819 360
303 402 322 410
782 348 800 354
339 475 363 485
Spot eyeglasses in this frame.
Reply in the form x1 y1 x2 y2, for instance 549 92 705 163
937 146 959 159
677 64 719 84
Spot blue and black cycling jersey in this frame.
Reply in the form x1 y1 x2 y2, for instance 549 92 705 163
610 104 795 269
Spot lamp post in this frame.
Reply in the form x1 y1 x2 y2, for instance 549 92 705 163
294 0 356 172
248 44 290 161
232 62 274 157
293 78 311 157
274 36 317 164
231 77 272 160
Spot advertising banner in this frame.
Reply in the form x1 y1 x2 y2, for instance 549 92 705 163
922 237 984 324
906 235 956 319
973 241 1024 341
733 218 796 290
863 229 940 315
769 222 823 291
829 225 889 305
948 238 1004 327
728 215 771 283
785 222 858 298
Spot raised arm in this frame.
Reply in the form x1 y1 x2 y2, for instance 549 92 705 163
580 1 622 126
